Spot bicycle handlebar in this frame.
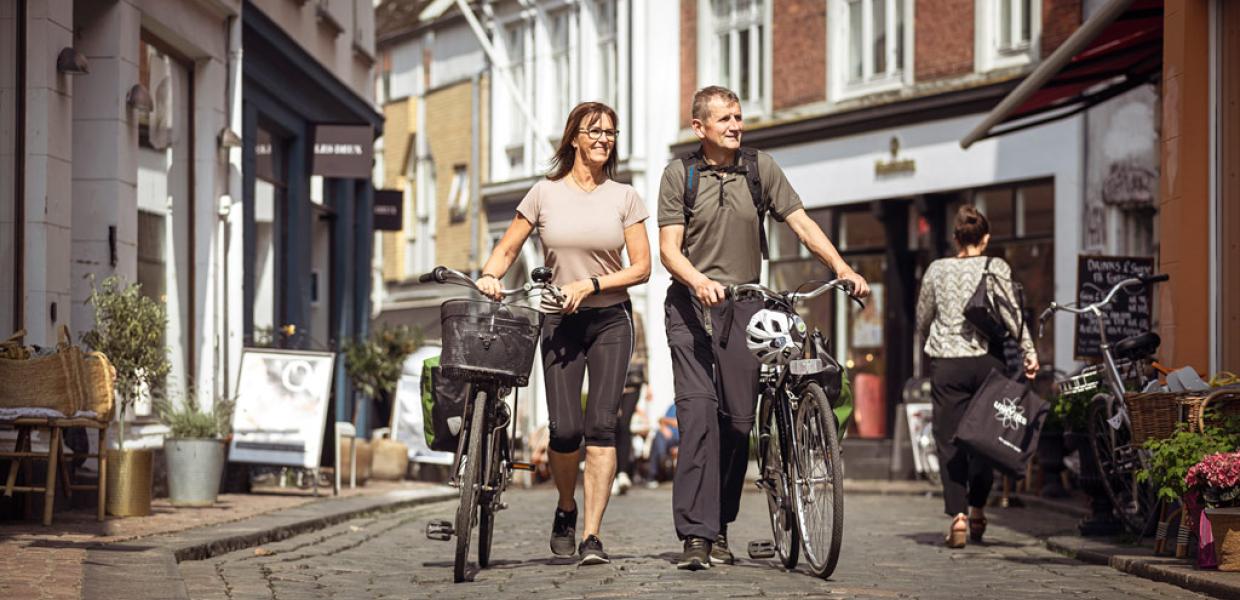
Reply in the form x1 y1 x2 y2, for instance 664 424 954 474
726 278 866 310
1036 272 1169 338
418 265 564 302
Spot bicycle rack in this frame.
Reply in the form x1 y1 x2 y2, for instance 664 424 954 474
426 519 453 541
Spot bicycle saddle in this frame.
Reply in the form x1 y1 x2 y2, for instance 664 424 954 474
1113 331 1160 361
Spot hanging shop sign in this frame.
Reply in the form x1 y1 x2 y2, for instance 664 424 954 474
373 190 403 231
312 124 373 178
229 348 336 468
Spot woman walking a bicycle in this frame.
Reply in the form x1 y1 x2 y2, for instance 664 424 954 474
915 205 1038 548
476 101 651 566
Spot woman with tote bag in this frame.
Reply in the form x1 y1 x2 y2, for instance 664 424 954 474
915 205 1038 548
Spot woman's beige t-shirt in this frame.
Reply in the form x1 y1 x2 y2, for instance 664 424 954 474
516 178 648 312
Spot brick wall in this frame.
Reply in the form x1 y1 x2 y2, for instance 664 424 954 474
680 0 697 127
1042 0 1082 58
915 0 975 81
773 0 827 110
380 99 413 283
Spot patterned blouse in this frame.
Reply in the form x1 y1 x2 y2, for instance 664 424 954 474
915 256 1037 360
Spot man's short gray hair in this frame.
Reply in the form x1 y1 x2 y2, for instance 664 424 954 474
691 86 740 122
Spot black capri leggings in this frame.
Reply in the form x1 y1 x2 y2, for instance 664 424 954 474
541 301 635 453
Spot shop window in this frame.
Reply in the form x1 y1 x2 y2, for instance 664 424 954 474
839 209 885 251
830 0 911 100
973 187 1015 239
705 0 769 113
1019 181 1054 236
252 126 286 344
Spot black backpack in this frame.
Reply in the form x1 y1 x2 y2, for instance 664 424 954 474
680 146 769 259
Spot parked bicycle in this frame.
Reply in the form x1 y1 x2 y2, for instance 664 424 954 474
734 278 863 579
420 265 562 583
1037 272 1169 535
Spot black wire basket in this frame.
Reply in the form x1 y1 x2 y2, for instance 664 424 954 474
439 299 541 387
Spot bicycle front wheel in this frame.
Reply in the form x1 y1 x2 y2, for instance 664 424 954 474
1087 394 1158 536
792 382 844 579
759 395 799 569
478 427 506 568
453 388 489 582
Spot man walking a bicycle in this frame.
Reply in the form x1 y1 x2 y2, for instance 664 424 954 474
657 85 869 570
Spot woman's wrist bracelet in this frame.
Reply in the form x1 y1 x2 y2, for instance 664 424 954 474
479 273 499 281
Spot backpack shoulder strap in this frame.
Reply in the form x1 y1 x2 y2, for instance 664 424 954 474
739 147 769 259
680 154 704 227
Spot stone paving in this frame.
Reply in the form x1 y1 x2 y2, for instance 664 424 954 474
180 485 1213 600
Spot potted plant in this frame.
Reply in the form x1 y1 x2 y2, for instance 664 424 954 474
1187 450 1240 570
1138 424 1238 554
82 276 170 516
342 326 420 483
1052 387 1123 535
157 390 233 506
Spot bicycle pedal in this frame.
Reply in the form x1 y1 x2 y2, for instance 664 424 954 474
747 540 776 559
510 461 535 472
425 519 453 541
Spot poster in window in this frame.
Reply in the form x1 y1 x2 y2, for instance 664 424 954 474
229 349 335 468
851 283 884 348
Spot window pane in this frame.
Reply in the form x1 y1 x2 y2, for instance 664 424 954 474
738 28 750 100
849 1 863 81
755 24 764 102
1021 0 1032 42
840 210 886 250
974 188 1014 238
895 0 905 70
1021 181 1054 236
873 0 887 75
718 32 730 85
1000 0 1013 48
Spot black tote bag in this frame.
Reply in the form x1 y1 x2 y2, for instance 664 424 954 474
953 368 1049 476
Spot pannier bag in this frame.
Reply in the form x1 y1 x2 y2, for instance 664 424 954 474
421 355 469 452
439 299 541 386
953 368 1049 476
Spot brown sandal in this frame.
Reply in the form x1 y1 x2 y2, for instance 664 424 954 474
946 515 968 548
969 516 987 543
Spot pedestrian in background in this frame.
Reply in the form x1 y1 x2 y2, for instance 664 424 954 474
477 101 650 566
612 310 648 496
915 205 1038 548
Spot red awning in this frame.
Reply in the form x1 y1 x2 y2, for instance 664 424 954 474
961 0 1163 148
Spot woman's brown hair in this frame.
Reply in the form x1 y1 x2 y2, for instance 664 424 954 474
547 102 619 181
954 204 990 248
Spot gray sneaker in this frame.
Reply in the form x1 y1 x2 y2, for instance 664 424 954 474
577 535 610 566
550 504 577 556
677 536 712 570
710 529 735 565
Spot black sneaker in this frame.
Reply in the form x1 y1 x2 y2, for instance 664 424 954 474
677 536 712 570
577 535 610 566
550 504 578 556
710 528 735 565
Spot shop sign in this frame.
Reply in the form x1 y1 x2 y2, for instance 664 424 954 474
875 136 916 177
229 349 335 468
373 190 403 231
1074 255 1155 359
313 125 373 178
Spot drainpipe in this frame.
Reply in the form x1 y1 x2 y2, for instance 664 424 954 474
470 69 482 277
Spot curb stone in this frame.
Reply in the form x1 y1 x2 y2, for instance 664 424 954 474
81 486 456 600
1045 532 1240 599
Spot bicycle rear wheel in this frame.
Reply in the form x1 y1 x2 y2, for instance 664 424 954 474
759 396 799 569
453 389 489 582
478 426 506 568
792 382 844 579
1087 394 1158 536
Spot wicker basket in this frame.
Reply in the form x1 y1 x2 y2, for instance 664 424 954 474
1207 507 1240 572
0 326 85 415
1126 391 1202 444
1188 389 1240 433
82 352 117 420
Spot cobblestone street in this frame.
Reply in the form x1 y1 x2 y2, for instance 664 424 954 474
178 485 1211 599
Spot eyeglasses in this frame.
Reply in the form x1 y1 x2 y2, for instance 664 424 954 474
578 127 619 141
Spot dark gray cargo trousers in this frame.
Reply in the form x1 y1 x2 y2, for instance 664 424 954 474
664 282 762 541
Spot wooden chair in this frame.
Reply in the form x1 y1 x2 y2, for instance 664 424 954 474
1 417 108 525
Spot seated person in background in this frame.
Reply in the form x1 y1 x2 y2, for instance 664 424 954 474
644 404 679 487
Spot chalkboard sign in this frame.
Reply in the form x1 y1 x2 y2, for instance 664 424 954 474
1074 255 1155 359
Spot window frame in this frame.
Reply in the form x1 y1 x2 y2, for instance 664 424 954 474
828 0 914 102
698 0 773 118
975 0 1041 73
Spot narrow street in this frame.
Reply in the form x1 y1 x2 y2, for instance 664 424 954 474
179 486 1207 600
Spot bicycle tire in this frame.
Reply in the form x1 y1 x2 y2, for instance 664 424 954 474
759 395 800 569
453 388 489 583
478 427 506 568
792 382 844 579
1087 394 1158 536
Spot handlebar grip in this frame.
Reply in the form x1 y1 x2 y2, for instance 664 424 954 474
1140 273 1170 284
418 266 447 284
837 279 856 295
417 272 435 284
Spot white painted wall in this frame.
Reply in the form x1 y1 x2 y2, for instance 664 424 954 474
431 23 485 89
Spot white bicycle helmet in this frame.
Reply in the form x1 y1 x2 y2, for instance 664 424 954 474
745 309 807 366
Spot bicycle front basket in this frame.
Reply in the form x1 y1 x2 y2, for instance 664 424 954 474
439 299 541 386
